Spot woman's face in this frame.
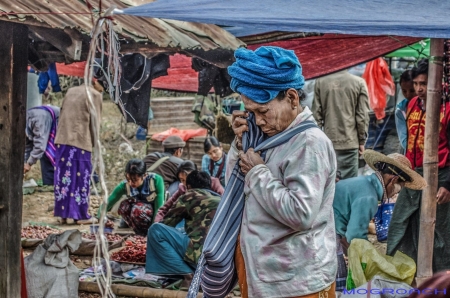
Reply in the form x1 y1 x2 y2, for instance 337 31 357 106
385 175 406 198
178 171 189 186
400 81 416 101
241 89 300 137
207 145 223 162
126 173 146 189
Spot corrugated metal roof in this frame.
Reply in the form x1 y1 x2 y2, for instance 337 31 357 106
0 0 244 51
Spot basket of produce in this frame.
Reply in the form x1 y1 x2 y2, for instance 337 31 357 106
21 224 61 248
110 235 147 265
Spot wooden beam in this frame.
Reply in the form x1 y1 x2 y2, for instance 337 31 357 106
79 281 205 298
0 20 28 297
415 38 445 286
29 26 84 61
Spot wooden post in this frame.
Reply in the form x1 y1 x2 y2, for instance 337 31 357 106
415 38 445 286
0 21 28 297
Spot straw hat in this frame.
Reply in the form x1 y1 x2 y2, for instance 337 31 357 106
363 149 427 190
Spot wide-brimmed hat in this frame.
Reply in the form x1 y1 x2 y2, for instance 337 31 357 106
162 135 186 149
363 150 427 190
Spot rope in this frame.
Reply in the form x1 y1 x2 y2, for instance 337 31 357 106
0 12 92 15
84 5 121 298
374 171 388 203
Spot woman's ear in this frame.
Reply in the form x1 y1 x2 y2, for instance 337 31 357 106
286 88 299 108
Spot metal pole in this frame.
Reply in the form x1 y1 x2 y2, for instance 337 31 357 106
415 38 445 286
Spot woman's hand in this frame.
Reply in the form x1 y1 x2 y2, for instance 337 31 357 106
238 148 264 175
24 163 31 174
232 110 249 150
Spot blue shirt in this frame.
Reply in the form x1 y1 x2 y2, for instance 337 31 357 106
395 98 409 151
333 173 383 243
201 154 226 186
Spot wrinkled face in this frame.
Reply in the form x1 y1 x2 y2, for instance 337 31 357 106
126 173 146 188
178 171 189 186
400 80 416 101
413 74 428 101
241 91 298 137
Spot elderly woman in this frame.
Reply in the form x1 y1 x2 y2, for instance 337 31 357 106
190 47 338 298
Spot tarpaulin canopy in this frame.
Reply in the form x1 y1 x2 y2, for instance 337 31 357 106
56 35 421 93
386 39 430 58
116 0 450 38
247 34 421 79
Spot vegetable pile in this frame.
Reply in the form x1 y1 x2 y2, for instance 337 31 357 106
111 237 147 263
21 225 60 239
126 235 147 244
82 233 123 242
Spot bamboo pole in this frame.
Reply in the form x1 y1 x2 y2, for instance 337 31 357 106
415 38 445 286
79 281 204 298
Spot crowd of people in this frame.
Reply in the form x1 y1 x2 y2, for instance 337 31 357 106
24 47 450 297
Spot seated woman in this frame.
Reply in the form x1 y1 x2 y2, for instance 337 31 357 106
154 160 224 222
98 158 165 236
146 171 221 288
201 136 227 187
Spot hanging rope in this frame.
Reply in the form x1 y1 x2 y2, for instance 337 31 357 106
84 5 122 298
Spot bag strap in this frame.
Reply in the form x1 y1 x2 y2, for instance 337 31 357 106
147 156 170 172
125 183 131 197
254 120 318 152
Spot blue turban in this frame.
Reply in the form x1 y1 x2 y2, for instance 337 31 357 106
228 46 305 103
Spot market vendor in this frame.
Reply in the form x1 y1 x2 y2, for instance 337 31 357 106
145 170 220 288
333 150 426 292
154 160 224 222
24 105 60 185
98 158 165 236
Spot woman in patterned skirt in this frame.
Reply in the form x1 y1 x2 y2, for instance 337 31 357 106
53 84 102 224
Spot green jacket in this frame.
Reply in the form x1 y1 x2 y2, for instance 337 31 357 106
333 173 383 242
312 71 370 150
162 188 220 265
97 173 165 222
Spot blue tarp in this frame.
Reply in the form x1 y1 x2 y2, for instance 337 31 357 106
116 0 450 38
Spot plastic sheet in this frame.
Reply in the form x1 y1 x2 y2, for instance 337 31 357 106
151 127 207 142
362 58 395 120
346 239 416 290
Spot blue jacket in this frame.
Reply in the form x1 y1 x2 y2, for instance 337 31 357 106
395 98 408 151
333 173 383 242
